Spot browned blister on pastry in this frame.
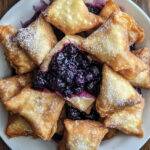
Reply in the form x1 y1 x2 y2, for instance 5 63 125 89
43 0 102 35
129 48 150 88
104 100 144 137
59 120 108 150
4 87 65 140
100 0 144 45
41 35 95 112
16 16 57 65
96 65 144 117
0 74 31 103
83 11 147 79
0 25 36 74
6 114 33 138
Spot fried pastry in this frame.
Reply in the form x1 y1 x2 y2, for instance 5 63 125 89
129 48 150 88
83 11 147 79
40 35 96 112
0 74 31 103
96 65 144 117
16 16 57 65
6 114 33 138
104 100 144 137
59 120 108 150
4 87 65 140
100 0 144 45
43 0 102 35
0 25 36 74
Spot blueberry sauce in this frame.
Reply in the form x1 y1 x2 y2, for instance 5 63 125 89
65 104 100 121
86 4 102 15
130 43 136 51
135 87 142 95
52 133 63 142
21 0 51 28
52 25 65 41
85 0 106 15
33 43 102 98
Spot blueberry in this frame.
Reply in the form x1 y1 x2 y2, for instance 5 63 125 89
85 107 100 121
52 133 63 142
130 43 136 51
86 73 93 82
91 66 100 77
56 52 65 64
65 104 85 120
32 71 47 89
86 4 101 15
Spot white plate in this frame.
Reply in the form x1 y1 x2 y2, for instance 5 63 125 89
0 0 150 150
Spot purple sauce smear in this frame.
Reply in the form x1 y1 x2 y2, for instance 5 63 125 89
21 0 51 28
33 43 103 98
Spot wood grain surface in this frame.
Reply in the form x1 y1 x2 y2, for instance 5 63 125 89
0 0 150 150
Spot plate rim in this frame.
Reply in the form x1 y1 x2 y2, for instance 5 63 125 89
0 0 150 150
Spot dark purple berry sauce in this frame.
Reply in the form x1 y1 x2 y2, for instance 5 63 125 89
65 104 100 121
85 0 106 15
86 4 102 15
130 43 136 51
21 0 51 28
33 43 102 98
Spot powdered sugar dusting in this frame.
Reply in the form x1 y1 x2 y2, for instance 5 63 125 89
16 26 37 56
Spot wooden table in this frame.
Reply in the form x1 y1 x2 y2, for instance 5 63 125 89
0 0 150 150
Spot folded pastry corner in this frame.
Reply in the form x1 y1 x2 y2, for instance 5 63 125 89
83 11 147 79
15 16 57 65
4 87 65 140
100 0 144 45
0 74 31 103
59 119 108 150
43 0 102 35
96 65 144 117
104 100 144 137
0 25 36 74
6 114 33 138
129 48 150 88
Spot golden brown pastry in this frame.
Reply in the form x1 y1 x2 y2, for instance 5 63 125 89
41 35 95 112
0 74 31 103
16 16 57 65
0 74 33 138
4 87 65 140
6 114 33 138
96 65 144 117
100 0 144 45
104 100 144 137
83 11 147 79
129 48 150 88
43 0 102 35
0 25 36 74
59 120 108 150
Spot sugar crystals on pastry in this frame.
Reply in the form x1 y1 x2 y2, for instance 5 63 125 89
0 25 36 74
83 11 147 80
99 0 144 45
4 87 65 140
96 65 144 117
59 120 108 150
129 48 150 88
43 0 102 35
0 74 33 138
104 100 144 137
0 74 31 103
34 35 103 112
16 16 57 65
